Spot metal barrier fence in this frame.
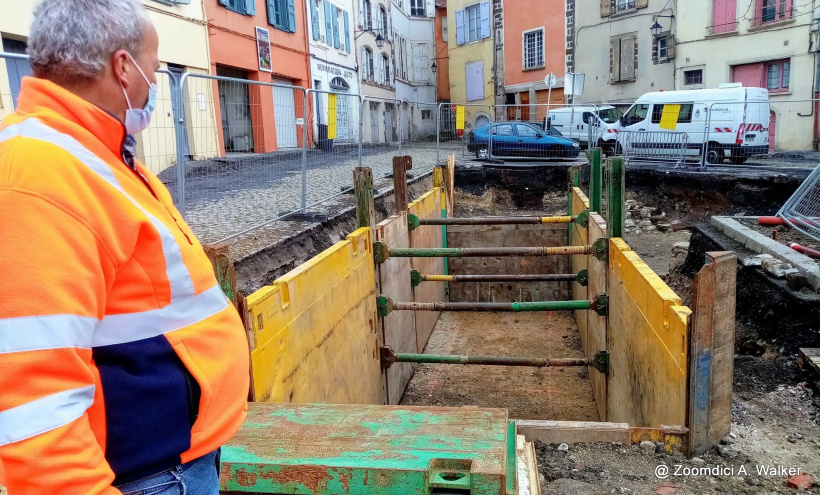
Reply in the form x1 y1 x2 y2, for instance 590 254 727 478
622 130 689 168
778 163 820 243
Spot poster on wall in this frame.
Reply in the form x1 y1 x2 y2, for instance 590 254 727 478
256 27 272 73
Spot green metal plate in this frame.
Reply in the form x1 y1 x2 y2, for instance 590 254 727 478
220 403 513 494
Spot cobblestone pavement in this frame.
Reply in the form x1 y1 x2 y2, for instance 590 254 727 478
181 141 464 243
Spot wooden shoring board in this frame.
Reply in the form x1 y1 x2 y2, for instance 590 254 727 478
409 188 445 351
689 252 737 455
587 213 608 422
571 188 590 353
375 213 417 405
516 435 541 495
445 153 456 216
517 420 688 454
243 228 384 405
607 238 690 427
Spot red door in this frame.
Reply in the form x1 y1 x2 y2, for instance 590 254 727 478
769 110 776 152
712 0 738 33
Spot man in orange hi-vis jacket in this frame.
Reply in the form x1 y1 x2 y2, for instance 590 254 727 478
0 1 250 493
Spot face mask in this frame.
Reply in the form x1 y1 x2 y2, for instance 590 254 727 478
120 52 157 134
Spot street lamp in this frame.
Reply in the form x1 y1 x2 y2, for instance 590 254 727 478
375 32 385 48
431 61 437 74
650 20 663 37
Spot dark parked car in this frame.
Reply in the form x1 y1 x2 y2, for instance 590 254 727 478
467 122 580 159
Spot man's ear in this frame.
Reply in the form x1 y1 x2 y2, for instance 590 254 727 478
112 49 131 88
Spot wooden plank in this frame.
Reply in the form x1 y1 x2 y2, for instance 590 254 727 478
354 167 376 229
445 153 456 216
608 239 690 427
393 156 412 213
689 251 737 455
799 348 820 374
587 213 608 422
571 188 590 353
409 188 445 351
203 243 238 308
375 213 417 404
244 228 384 405
517 420 631 445
516 435 541 495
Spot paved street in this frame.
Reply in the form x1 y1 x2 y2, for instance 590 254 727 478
178 141 463 243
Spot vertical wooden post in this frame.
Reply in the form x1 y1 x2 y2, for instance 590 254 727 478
567 166 581 245
586 148 603 214
392 156 412 213
606 157 625 239
203 244 238 307
354 167 376 229
689 251 737 456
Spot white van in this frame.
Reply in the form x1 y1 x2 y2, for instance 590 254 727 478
613 85 770 164
545 106 622 150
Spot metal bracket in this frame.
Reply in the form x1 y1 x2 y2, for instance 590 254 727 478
380 346 397 370
591 293 609 316
589 351 610 374
377 295 394 317
591 237 608 262
374 242 391 264
411 270 424 287
575 210 590 228
575 269 589 287
407 214 421 231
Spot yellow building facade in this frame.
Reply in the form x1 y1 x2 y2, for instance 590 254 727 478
445 0 495 130
0 0 220 177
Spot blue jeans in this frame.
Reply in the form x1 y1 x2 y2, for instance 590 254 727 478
115 449 220 495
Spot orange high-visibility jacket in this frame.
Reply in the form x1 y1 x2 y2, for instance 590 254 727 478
0 77 250 494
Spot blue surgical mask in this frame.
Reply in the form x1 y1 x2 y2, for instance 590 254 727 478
120 52 157 134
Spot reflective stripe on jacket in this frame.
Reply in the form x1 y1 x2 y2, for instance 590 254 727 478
0 77 249 494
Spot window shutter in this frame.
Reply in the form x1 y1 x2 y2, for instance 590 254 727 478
391 55 396 85
620 36 636 79
635 0 648 8
426 0 434 16
325 1 333 43
610 38 621 82
372 2 378 31
344 11 351 52
332 7 340 48
480 1 490 39
266 0 275 24
666 36 676 59
245 0 257 15
219 0 229 6
311 0 320 39
359 0 364 27
287 0 296 32
455 9 465 45
387 9 392 40
600 0 612 17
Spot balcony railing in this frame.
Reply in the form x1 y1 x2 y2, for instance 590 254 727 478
753 5 793 27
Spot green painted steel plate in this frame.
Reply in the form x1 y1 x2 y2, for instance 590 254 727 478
220 403 514 494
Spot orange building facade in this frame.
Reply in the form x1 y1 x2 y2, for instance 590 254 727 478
433 0 450 102
501 0 565 121
205 0 312 154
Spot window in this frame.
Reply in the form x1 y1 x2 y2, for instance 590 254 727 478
411 0 425 16
767 60 790 91
422 109 432 120
268 0 295 32
442 16 448 40
657 37 667 60
516 124 539 138
382 54 391 85
363 47 374 80
491 124 514 136
523 29 545 70
684 69 703 85
363 0 372 29
615 0 636 13
622 104 649 126
381 7 388 39
220 0 256 16
610 34 637 82
650 104 694 124
466 4 481 42
757 0 792 25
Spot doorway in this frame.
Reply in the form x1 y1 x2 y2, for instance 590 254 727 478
216 66 253 153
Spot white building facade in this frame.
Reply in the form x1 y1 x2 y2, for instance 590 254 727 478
356 0 398 142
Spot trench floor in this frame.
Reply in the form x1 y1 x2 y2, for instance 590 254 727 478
399 311 600 421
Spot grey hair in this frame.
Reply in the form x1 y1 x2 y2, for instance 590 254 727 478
28 0 150 83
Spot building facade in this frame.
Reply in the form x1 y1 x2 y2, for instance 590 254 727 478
502 0 565 122
356 0 398 142
0 0 218 176
305 0 361 142
571 0 676 105
392 0 438 141
676 0 820 150
205 0 312 154
446 0 495 129
434 0 451 103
